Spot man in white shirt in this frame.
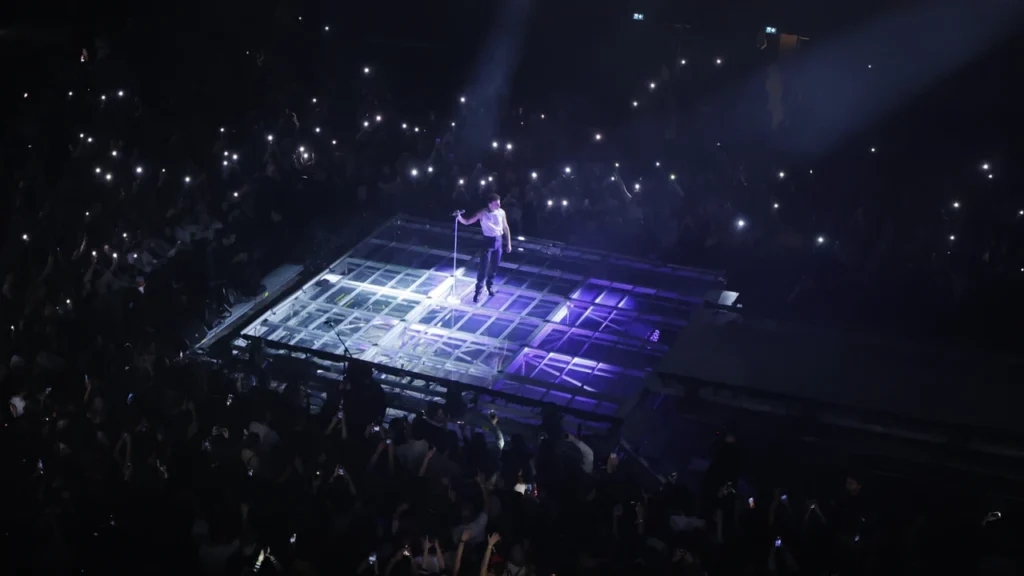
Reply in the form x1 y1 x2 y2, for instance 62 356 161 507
457 193 512 303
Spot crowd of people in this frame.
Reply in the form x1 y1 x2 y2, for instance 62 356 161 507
2 3 1022 575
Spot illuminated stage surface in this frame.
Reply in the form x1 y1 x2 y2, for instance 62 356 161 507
237 216 726 421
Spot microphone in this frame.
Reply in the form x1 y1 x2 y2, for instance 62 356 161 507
451 210 465 216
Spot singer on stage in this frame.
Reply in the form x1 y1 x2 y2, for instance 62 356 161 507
456 193 511 303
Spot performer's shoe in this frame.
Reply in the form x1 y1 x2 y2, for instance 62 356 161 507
473 291 482 304
486 286 496 297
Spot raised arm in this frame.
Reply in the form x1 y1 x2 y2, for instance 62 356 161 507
480 533 500 576
457 210 482 226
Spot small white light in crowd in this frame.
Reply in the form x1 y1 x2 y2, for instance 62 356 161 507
363 66 371 75
634 183 641 191
85 211 90 216
953 201 960 209
649 82 656 90
949 235 956 241
112 253 118 258
547 199 553 206
506 142 513 150
95 167 101 174
298 16 302 20
376 115 382 122
564 166 572 174
132 253 137 259
540 114 546 119
595 133 602 141
402 123 408 130
871 147 876 153
69 91 73 97
161 169 165 172
632 101 638 108
111 150 118 157
324 25 329 31
230 153 238 161
655 161 660 167
224 151 229 157
778 171 785 179
715 58 723 65
988 174 994 179
135 166 143 174
267 134 274 142
92 251 97 257
809 169 814 174
562 199 568 206
459 96 466 103
411 168 418 177
517 236 525 241
22 234 29 241
299 146 306 152
1018 210 1023 216
24 92 28 98
122 233 128 238
451 122 456 127
315 127 321 133
670 174 676 180
80 133 85 139
363 121 370 127
331 140 337 145
101 95 106 101
816 236 826 245
480 179 486 186
414 127 420 132
118 90 124 97
223 160 229 166
233 192 239 198
867 64 873 69
184 176 191 183
773 203 780 209
105 173 112 181
458 179 465 185
87 137 93 143
301 152 309 159
615 162 620 168
220 127 225 133
427 166 434 173
488 176 494 182
737 219 746 229
981 163 990 171
67 299 71 305
531 172 538 180
492 141 499 149
680 59 687 65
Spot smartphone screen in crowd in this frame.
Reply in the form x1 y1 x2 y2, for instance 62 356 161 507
226 394 234 406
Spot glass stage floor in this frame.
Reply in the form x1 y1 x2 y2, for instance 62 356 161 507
237 216 726 419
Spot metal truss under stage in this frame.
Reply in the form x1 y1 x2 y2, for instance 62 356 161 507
236 216 727 420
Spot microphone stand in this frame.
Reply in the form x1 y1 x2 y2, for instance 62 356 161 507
324 320 353 358
450 210 463 302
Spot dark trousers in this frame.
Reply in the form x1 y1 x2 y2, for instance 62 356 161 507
476 235 504 294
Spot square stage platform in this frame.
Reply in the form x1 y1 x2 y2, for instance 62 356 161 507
238 216 726 419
